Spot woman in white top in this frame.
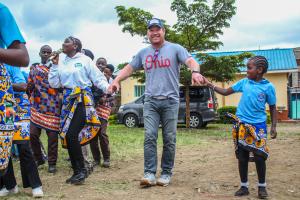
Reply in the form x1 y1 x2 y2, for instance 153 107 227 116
49 36 109 185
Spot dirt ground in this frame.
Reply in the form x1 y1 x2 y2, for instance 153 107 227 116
6 124 300 200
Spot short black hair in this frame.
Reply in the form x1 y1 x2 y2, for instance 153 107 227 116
82 49 94 60
249 56 269 73
67 36 82 52
106 64 115 73
40 45 52 52
97 57 107 62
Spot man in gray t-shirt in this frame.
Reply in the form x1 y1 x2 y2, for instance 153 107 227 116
109 18 204 187
130 41 191 100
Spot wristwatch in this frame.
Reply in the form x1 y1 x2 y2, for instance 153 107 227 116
192 70 200 74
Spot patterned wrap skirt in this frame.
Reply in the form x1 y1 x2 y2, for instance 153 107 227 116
60 87 101 148
228 113 270 160
13 93 30 143
0 64 15 176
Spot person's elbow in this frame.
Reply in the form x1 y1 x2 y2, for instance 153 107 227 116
19 53 30 67
22 53 30 67
19 47 30 67
9 42 30 67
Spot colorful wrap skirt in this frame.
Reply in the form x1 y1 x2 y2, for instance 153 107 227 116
13 93 30 143
30 107 60 132
228 113 269 160
60 87 101 148
0 64 15 176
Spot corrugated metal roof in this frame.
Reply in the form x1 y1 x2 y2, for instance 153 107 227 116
192 48 298 72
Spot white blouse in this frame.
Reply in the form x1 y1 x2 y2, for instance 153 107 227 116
48 52 109 92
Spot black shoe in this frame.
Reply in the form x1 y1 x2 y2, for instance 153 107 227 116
92 160 100 167
258 187 268 199
235 186 249 196
102 160 110 168
70 172 86 185
36 160 45 167
48 165 57 173
66 173 76 184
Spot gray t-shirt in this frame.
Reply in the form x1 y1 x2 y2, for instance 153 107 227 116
130 41 191 100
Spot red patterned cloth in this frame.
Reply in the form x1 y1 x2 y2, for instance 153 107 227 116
96 105 111 121
28 63 62 132
30 107 60 132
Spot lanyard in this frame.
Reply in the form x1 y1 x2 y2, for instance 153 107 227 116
153 49 160 62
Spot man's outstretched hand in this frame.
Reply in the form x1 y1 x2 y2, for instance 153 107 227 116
191 72 205 85
107 80 120 94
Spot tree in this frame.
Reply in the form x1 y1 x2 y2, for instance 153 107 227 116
115 0 246 128
198 52 253 106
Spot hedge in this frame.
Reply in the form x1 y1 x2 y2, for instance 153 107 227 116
217 106 271 124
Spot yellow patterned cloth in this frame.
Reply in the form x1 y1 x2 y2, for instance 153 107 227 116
60 87 101 148
0 64 15 175
227 113 269 160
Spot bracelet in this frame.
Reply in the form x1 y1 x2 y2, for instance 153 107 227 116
212 85 216 91
192 70 200 74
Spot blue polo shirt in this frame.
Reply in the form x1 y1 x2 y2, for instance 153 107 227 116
0 3 25 48
5 64 26 84
232 78 276 124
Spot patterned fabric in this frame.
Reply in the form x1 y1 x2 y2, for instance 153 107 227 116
12 93 30 142
227 113 269 160
28 64 61 132
95 94 114 121
0 64 15 175
60 87 101 148
95 105 111 121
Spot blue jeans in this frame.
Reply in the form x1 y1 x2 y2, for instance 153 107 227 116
143 96 179 176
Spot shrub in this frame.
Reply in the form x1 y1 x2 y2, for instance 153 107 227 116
108 114 118 125
217 106 271 124
217 106 237 124
266 112 271 124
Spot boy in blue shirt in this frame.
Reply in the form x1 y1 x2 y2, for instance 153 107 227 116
205 56 277 199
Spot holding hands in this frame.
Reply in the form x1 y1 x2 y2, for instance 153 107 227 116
107 80 120 94
191 72 205 85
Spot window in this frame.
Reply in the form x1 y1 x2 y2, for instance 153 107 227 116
134 85 145 97
179 87 210 102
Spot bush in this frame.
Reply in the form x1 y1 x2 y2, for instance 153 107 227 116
217 106 237 124
108 114 118 125
217 106 271 124
266 112 271 124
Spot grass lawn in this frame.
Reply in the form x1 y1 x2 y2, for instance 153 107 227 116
5 123 300 200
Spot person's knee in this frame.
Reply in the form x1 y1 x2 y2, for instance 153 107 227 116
144 131 157 145
238 151 249 163
162 128 176 142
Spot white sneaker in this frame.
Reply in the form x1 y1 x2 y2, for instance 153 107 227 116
140 173 156 187
32 186 44 198
157 174 171 186
0 186 19 196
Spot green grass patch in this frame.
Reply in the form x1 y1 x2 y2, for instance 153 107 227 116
34 123 300 167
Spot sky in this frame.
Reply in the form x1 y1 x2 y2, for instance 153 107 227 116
2 0 300 69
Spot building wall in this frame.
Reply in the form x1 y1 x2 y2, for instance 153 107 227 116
121 77 142 104
121 73 290 120
213 73 289 120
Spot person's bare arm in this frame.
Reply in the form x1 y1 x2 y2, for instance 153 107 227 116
185 57 204 85
12 83 27 92
108 64 134 93
0 41 29 67
204 77 235 96
269 104 277 139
